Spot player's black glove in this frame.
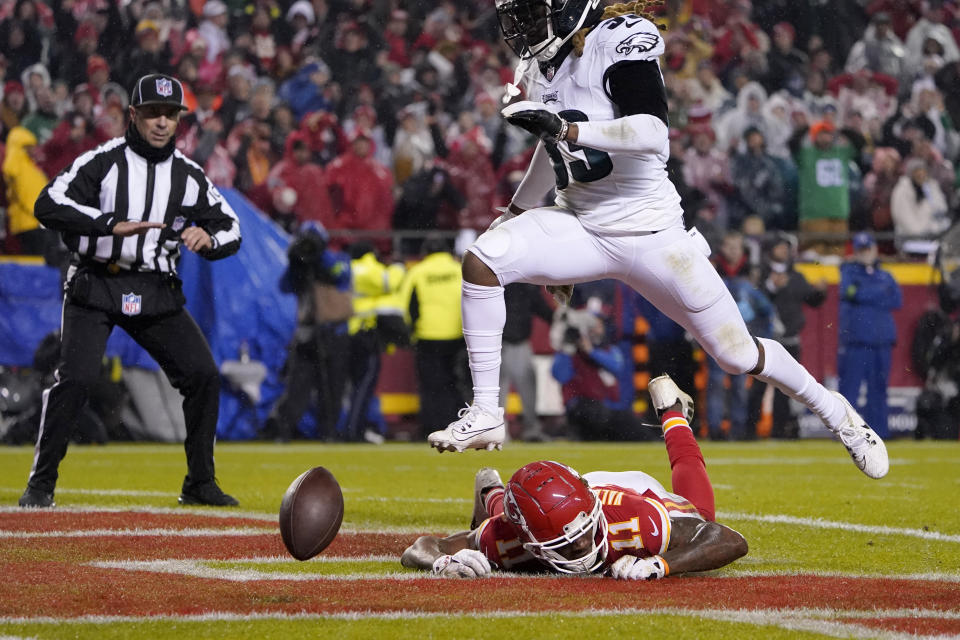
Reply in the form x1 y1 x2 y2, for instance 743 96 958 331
502 101 569 143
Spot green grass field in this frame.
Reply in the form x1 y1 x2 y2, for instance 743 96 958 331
1 438 959 639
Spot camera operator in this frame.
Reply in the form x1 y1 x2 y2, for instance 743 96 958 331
550 301 656 441
262 222 352 442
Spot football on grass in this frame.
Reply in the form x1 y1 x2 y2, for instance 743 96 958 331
279 466 344 561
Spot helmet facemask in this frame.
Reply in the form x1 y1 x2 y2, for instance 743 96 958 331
521 497 609 574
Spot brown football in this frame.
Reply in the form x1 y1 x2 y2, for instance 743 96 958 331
279 466 344 561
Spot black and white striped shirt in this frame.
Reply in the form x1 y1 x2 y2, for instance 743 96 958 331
35 137 242 273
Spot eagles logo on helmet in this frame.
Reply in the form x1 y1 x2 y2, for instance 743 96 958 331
496 0 603 62
503 460 609 574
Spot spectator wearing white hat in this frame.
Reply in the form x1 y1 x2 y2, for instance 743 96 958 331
198 0 230 64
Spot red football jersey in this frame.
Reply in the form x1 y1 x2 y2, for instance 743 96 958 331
476 471 704 574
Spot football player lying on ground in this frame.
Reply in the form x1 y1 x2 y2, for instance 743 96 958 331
402 375 747 579
426 0 887 482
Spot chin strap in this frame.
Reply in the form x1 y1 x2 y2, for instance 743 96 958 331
503 57 535 104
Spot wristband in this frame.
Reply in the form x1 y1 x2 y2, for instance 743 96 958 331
556 118 569 142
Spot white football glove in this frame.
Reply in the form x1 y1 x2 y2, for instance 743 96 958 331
609 555 668 581
432 549 492 578
487 207 517 232
546 284 574 307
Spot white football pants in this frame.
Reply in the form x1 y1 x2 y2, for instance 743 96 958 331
468 206 845 430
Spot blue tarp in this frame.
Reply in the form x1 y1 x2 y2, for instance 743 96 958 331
0 188 297 439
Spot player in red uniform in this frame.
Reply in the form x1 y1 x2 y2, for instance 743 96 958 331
401 375 747 579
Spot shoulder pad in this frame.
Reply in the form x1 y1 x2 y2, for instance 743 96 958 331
591 14 664 61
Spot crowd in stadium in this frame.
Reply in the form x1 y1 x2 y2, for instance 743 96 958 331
1 0 959 260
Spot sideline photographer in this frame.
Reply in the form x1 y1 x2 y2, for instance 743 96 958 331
262 222 352 442
550 301 656 441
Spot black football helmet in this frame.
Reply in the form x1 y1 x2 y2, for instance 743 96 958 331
496 0 603 62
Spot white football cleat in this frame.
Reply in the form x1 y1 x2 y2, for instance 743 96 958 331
428 405 506 453
648 374 695 423
471 467 504 529
831 392 889 479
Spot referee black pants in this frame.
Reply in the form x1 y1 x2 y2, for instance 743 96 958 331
27 302 220 492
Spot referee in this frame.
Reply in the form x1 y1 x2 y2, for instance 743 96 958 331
18 74 242 508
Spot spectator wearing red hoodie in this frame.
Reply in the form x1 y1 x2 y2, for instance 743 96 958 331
37 112 100 177
712 0 769 74
445 124 496 232
384 10 412 68
325 130 394 238
1 80 28 138
266 131 333 232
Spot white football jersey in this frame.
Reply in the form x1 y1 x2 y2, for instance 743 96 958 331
522 15 682 234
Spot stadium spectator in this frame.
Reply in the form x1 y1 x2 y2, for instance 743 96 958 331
392 105 439 184
52 20 100 88
38 112 101 178
845 12 909 82
763 22 808 94
446 125 497 232
20 84 57 144
838 232 903 439
0 16 42 79
905 1 960 71
119 20 173 91
383 9 412 68
715 81 768 153
684 123 732 228
342 104 391 169
325 130 394 234
284 0 319 58
891 158 951 257
1 80 26 137
707 230 773 440
398 236 467 438
265 130 332 231
218 64 255 133
278 59 333 121
730 127 788 230
2 126 48 255
756 235 827 438
790 117 864 256
862 147 903 252
197 0 231 64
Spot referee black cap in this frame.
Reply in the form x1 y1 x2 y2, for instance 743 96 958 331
130 74 188 111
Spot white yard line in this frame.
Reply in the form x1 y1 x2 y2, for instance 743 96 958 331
0 527 273 539
718 511 960 544
2 504 958 544
1 606 958 640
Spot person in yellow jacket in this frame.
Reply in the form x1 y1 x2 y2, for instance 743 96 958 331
3 126 50 255
398 235 468 438
345 242 407 443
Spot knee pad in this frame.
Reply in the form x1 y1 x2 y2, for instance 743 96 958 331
711 334 760 375
471 226 514 262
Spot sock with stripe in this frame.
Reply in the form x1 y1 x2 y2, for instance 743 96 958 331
662 410 715 522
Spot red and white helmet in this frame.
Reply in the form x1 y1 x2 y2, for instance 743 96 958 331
503 460 607 574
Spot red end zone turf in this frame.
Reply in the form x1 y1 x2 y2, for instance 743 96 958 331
1 510 958 638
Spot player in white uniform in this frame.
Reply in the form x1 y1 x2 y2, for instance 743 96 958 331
427 0 887 480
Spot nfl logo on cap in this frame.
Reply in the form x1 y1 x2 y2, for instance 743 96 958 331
156 77 173 97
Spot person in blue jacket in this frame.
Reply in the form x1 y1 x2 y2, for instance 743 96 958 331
838 232 903 439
